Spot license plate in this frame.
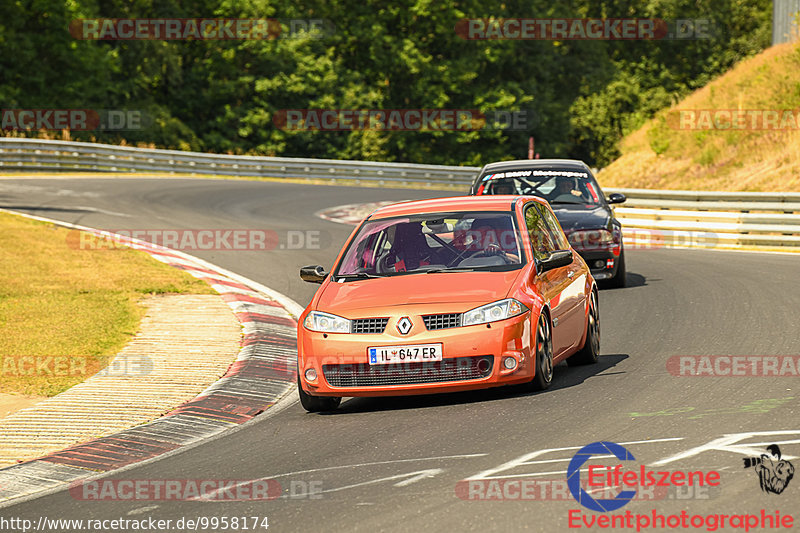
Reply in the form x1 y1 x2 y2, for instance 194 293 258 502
368 344 443 365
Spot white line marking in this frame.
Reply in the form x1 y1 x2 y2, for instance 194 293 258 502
190 453 486 501
127 505 160 515
652 431 800 466
267 453 487 479
323 468 444 493
521 454 617 466
467 438 684 480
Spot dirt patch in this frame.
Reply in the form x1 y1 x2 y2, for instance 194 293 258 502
0 393 45 419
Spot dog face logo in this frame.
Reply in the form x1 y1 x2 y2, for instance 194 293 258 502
743 444 795 495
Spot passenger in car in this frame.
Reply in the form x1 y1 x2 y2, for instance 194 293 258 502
389 222 434 272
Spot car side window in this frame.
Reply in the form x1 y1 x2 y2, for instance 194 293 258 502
538 204 570 250
525 203 556 261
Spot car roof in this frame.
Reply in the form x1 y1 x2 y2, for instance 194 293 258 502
480 158 591 173
368 195 547 220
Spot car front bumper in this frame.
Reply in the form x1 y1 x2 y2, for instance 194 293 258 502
298 312 534 397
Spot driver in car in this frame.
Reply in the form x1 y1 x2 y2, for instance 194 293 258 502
550 177 588 202
491 178 515 195
453 218 520 263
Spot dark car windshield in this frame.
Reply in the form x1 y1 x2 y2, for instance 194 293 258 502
477 169 603 206
336 211 525 278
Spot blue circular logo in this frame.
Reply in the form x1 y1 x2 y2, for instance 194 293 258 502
567 441 637 512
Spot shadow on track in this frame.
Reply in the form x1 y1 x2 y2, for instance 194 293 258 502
0 205 97 213
600 271 649 290
316 353 629 415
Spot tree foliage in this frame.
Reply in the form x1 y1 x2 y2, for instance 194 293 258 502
0 0 772 167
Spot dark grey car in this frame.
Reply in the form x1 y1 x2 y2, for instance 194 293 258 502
470 159 627 287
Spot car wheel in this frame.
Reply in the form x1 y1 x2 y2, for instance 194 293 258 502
568 290 600 366
527 312 554 391
607 249 627 288
298 376 341 412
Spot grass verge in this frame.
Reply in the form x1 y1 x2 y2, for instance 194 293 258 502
0 211 215 396
598 42 800 192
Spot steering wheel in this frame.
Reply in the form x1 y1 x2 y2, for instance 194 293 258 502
447 248 482 267
481 244 512 264
551 193 584 204
447 245 511 267
376 252 394 274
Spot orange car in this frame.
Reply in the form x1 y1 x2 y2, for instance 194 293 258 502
297 195 599 412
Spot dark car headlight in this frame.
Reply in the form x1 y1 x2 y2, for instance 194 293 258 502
568 229 613 250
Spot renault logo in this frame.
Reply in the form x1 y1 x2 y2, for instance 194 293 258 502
396 317 413 335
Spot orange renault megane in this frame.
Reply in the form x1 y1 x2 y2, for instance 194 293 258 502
296 196 599 412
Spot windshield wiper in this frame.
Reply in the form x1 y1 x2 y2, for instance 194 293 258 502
424 268 480 274
336 272 383 281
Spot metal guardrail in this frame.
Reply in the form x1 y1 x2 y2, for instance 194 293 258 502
0 138 478 185
1 137 798 251
604 188 800 250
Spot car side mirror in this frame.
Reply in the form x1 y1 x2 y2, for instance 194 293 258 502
537 250 573 275
607 193 626 204
300 265 328 284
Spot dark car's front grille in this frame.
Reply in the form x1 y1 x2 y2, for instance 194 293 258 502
322 356 493 387
423 313 461 330
351 317 389 334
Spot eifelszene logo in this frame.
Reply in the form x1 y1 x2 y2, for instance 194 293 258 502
568 441 637 512
743 444 795 495
567 441 721 512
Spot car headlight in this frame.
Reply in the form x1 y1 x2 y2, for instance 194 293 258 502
303 311 351 333
462 299 528 327
568 229 613 250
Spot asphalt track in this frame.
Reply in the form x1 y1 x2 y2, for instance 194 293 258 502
1 177 799 532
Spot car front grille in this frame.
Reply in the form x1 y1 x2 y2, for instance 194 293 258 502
423 313 461 330
322 356 493 387
351 317 389 334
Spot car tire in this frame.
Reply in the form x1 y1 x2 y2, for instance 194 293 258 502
567 290 600 366
298 376 341 412
527 312 554 391
607 249 627 288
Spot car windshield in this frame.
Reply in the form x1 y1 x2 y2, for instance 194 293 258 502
336 211 525 278
478 169 603 206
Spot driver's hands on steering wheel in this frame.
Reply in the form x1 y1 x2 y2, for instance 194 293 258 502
484 244 504 256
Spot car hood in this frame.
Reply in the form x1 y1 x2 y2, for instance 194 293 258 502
551 205 611 232
316 270 522 314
